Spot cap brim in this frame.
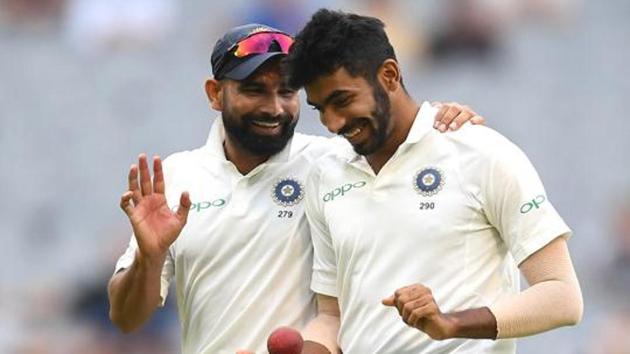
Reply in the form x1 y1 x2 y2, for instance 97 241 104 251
222 52 286 80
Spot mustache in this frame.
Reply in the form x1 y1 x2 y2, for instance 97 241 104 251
242 112 293 125
338 118 370 136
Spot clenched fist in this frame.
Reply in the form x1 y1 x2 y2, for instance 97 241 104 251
382 284 456 340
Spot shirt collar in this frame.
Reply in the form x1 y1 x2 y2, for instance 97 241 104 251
202 117 227 159
403 101 436 145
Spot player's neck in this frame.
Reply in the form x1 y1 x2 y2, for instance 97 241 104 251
366 95 419 174
223 137 271 175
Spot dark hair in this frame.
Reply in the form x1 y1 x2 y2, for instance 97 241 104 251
285 9 399 89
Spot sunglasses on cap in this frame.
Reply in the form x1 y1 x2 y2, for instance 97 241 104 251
229 31 294 57
212 30 294 80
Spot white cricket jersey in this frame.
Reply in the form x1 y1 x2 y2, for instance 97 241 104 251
115 118 343 354
305 102 572 353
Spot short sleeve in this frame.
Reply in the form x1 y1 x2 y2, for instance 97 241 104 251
114 235 175 306
304 165 338 297
482 140 571 265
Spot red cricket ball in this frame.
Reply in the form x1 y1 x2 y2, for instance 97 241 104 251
267 326 304 354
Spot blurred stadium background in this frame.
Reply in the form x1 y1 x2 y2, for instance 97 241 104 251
1 0 629 353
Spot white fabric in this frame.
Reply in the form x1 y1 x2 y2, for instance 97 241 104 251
115 117 344 354
305 102 571 354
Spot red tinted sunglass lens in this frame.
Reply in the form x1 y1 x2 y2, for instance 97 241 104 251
233 33 294 57
234 35 269 56
270 33 294 52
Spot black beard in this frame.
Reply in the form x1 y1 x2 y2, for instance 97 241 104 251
351 82 391 156
222 110 298 157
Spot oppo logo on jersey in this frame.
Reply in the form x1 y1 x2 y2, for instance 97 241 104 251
323 181 367 202
171 199 226 212
520 195 546 214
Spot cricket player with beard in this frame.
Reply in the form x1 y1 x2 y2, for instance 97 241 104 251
107 23 482 354
285 9 583 354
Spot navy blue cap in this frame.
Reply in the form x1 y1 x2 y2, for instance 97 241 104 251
211 23 290 80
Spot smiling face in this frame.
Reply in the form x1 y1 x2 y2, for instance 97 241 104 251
213 58 300 157
306 67 392 155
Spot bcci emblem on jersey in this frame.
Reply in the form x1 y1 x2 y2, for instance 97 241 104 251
414 167 444 197
272 177 304 207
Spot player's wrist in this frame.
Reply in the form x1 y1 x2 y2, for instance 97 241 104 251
134 248 167 270
440 313 459 340
444 307 498 339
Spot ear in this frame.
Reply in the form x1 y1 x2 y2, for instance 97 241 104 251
377 59 401 93
205 78 224 111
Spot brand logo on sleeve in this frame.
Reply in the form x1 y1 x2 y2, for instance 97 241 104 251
272 177 304 207
520 195 546 214
323 181 367 202
414 167 444 197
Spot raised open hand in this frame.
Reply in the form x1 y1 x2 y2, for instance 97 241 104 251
120 154 191 260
